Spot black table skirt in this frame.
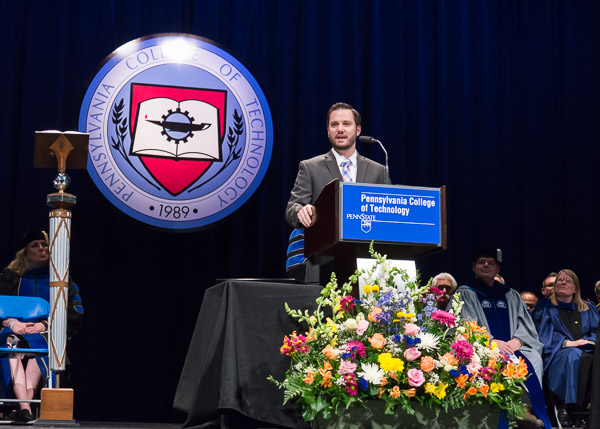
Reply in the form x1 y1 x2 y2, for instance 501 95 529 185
174 280 322 429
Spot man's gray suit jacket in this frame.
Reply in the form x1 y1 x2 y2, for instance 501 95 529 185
285 149 389 228
285 149 389 283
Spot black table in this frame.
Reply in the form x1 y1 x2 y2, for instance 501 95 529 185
174 280 322 429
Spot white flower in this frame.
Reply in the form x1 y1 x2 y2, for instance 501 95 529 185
344 318 358 330
469 350 481 364
407 301 416 318
451 292 464 314
393 275 407 293
428 372 440 384
416 332 441 351
357 362 385 385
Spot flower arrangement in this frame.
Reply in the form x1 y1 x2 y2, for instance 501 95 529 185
270 245 527 423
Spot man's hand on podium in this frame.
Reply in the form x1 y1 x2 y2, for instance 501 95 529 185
298 204 315 228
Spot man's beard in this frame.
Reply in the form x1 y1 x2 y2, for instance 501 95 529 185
329 133 357 151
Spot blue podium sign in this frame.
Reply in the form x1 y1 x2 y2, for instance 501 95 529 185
340 183 443 246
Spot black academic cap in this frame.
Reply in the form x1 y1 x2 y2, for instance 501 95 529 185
14 227 48 253
470 246 502 264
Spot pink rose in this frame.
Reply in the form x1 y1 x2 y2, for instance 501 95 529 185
356 319 370 336
338 360 357 375
404 323 420 337
467 362 482 376
407 368 425 387
404 347 421 361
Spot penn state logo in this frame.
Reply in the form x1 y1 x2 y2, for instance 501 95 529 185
496 300 507 309
481 300 492 309
361 219 372 233
79 34 273 230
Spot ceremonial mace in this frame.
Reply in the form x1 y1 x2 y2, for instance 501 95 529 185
34 130 89 425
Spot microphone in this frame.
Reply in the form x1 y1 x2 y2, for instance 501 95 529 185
359 136 390 184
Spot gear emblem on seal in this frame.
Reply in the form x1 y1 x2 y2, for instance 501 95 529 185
147 106 211 144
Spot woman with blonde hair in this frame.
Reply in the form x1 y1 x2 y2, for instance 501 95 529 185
0 228 83 423
536 269 598 427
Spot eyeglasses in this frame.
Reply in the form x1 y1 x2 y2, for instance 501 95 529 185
557 277 574 284
476 259 497 266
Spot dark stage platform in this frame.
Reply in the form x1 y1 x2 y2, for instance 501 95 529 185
0 423 181 429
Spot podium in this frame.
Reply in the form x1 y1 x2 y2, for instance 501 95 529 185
304 180 446 296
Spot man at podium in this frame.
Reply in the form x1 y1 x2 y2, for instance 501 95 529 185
285 102 389 283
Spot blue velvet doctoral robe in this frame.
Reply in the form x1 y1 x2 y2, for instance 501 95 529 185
536 299 598 404
456 278 551 429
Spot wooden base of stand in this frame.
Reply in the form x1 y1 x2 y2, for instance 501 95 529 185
38 388 75 421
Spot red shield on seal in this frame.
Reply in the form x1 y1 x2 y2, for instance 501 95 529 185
129 84 227 195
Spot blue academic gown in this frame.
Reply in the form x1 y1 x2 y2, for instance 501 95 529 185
536 299 598 404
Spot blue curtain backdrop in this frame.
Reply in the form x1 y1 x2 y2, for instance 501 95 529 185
1 0 599 423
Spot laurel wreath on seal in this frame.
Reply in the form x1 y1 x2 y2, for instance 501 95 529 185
186 108 244 193
111 98 161 190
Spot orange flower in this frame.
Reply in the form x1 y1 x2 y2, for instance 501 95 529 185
463 386 477 400
305 327 318 342
455 373 469 388
478 383 489 398
516 357 528 379
369 333 387 349
320 376 332 388
420 356 435 373
319 362 333 388
388 372 398 382
380 376 388 386
368 307 383 322
503 362 519 379
442 352 458 366
322 344 338 360
488 357 497 368
319 360 333 387
403 388 416 397
378 387 386 398
465 320 488 334
303 370 315 385
390 386 401 398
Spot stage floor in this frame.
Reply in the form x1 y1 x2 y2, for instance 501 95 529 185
0 420 582 429
0 423 181 429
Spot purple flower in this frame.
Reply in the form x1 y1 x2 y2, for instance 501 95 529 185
374 311 392 325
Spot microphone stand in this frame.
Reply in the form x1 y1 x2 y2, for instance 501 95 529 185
359 136 390 184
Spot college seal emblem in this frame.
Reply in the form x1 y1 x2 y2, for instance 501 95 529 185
79 34 273 230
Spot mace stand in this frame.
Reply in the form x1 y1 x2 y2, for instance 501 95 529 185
33 131 88 427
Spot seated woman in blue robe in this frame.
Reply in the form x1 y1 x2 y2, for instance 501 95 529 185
536 269 597 428
0 228 83 423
